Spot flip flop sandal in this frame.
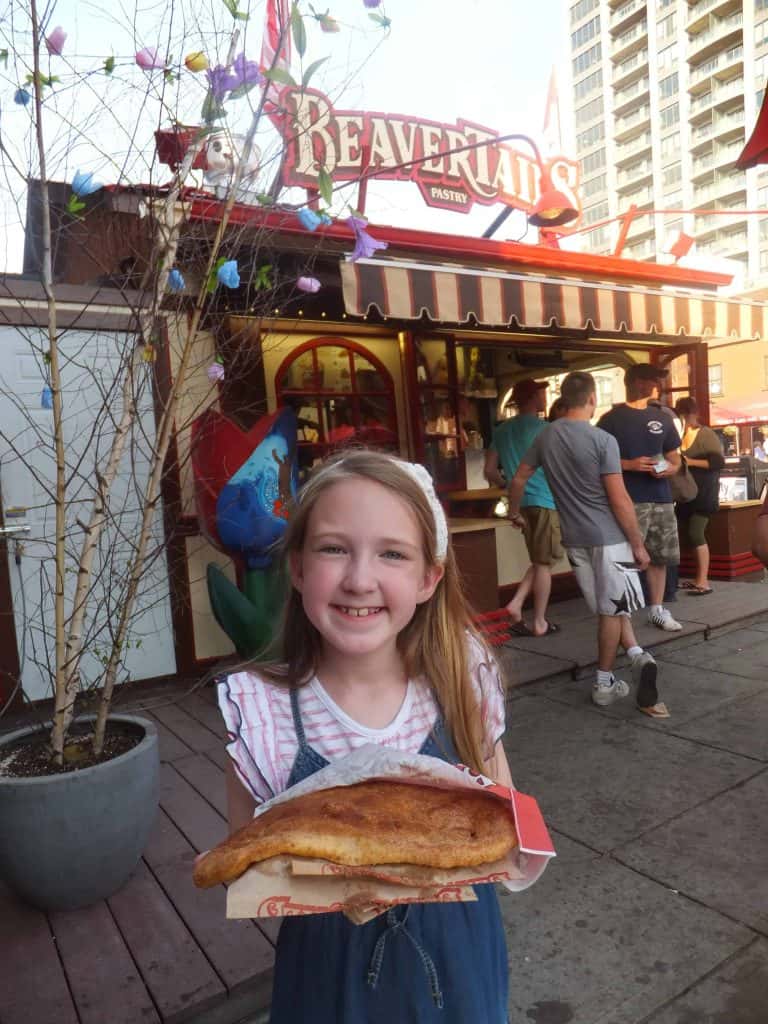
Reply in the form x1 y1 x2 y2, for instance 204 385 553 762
637 702 671 719
508 621 561 638
689 586 713 596
677 581 697 590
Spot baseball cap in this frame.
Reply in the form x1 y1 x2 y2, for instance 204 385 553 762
625 363 668 386
512 378 548 405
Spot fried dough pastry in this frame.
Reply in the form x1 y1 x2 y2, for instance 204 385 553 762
193 779 517 888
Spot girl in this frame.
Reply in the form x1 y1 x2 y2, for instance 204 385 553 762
218 449 512 1023
674 397 725 596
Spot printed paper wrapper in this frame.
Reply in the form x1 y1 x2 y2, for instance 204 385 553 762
226 744 555 922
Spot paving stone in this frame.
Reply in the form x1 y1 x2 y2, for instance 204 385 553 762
660 627 768 681
643 938 768 1024
495 645 575 688
504 695 760 850
522 661 767 731
615 769 768 936
670 689 768 761
502 833 753 1024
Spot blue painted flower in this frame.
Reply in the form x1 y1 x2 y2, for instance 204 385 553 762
346 214 388 261
41 386 53 409
14 88 31 106
168 268 185 292
298 207 322 231
217 260 240 289
72 170 101 197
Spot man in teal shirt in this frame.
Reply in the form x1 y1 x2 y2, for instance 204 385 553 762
484 378 562 636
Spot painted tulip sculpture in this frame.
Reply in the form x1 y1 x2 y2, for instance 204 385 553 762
190 406 298 658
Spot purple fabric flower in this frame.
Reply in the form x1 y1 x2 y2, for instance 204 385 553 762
14 88 31 106
363 0 382 7
135 47 165 70
346 215 388 261
230 53 264 89
168 269 185 292
207 362 225 383
297 276 321 293
206 64 236 101
298 207 322 231
217 260 240 289
45 26 67 56
72 170 101 196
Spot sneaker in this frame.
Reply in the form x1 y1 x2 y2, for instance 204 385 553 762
631 651 659 708
592 676 630 707
647 607 683 632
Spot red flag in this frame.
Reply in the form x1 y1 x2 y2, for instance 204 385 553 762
261 0 292 119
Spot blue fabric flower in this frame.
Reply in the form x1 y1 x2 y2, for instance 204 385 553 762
217 260 240 289
41 386 53 409
168 268 186 292
14 88 31 106
72 170 101 197
298 207 322 231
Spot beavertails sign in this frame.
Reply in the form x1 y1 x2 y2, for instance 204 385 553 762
280 88 581 217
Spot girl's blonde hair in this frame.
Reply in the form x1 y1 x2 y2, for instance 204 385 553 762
261 449 490 773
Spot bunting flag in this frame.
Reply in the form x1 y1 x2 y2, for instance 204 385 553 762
261 0 292 121
541 66 562 155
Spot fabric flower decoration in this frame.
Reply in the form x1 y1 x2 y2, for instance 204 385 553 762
184 52 209 72
207 362 225 383
363 0 382 6
135 47 165 71
72 170 101 197
168 269 185 292
318 14 341 32
318 211 333 226
346 214 388 261
41 386 53 409
230 53 264 90
297 276 321 293
14 88 31 106
206 64 236 101
45 27 67 56
217 260 240 289
297 207 322 231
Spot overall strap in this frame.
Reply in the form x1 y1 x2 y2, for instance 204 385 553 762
289 687 308 748
367 906 444 1008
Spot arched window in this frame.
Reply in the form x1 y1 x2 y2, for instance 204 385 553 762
275 338 398 474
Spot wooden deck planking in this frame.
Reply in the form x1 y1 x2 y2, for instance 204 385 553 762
108 860 226 1024
150 703 223 754
143 808 275 994
0 881 80 1024
177 689 228 739
143 712 197 762
158 762 230 855
172 753 228 819
49 901 160 1024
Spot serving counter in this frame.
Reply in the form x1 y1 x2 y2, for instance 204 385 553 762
679 499 765 579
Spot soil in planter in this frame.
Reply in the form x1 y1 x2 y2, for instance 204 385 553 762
0 721 143 779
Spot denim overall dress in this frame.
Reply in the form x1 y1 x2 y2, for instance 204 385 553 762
268 688 509 1023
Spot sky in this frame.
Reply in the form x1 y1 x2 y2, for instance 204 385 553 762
0 0 571 270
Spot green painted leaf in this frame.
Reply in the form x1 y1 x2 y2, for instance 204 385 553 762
256 193 275 205
291 3 307 58
103 55 115 75
234 10 250 20
301 56 328 88
263 67 296 86
221 0 238 15
317 167 333 207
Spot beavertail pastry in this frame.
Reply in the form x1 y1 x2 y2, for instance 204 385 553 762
193 779 517 888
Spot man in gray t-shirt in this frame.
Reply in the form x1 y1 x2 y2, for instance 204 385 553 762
507 371 670 719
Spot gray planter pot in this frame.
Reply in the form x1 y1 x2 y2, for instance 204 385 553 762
0 713 159 911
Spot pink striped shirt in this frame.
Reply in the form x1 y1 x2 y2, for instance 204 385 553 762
218 639 506 804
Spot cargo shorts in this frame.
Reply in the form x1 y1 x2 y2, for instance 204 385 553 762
634 502 680 566
521 507 563 567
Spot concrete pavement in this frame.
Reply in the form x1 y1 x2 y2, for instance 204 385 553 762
500 614 768 1024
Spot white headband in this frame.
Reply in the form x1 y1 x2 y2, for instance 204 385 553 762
399 461 449 562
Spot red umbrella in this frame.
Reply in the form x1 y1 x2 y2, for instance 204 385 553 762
736 86 768 170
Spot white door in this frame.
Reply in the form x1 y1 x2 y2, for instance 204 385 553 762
0 325 176 703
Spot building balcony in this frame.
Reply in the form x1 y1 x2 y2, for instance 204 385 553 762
692 154 716 180
610 0 645 34
693 182 717 205
713 141 745 170
622 239 655 261
622 185 654 207
616 161 653 191
687 11 743 64
615 132 653 166
613 76 650 115
614 104 651 142
687 0 743 37
611 20 648 61
690 121 715 150
712 172 746 204
695 210 747 235
711 78 745 112
712 108 745 142
612 49 648 86
690 45 743 87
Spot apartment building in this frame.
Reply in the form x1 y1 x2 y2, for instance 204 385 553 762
567 0 768 282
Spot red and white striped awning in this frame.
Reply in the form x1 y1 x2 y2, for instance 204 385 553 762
340 258 768 340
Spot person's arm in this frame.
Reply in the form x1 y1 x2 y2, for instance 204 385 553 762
484 741 514 788
620 455 657 473
507 463 536 527
656 448 681 477
484 448 505 488
226 758 257 835
603 472 650 570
